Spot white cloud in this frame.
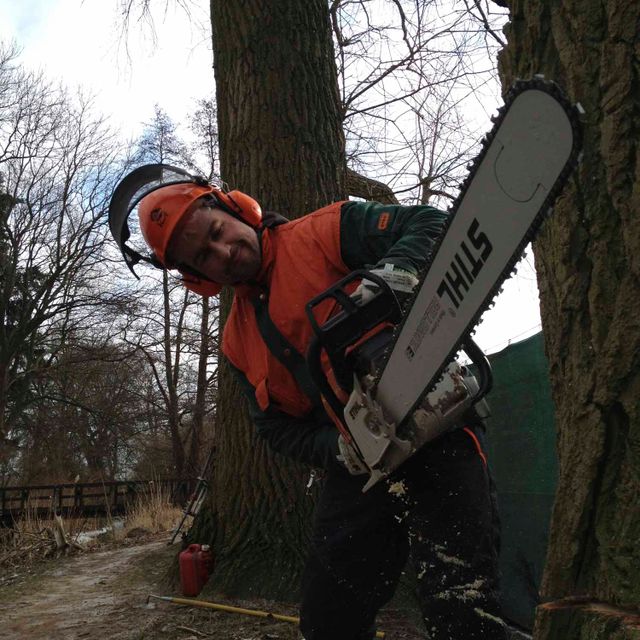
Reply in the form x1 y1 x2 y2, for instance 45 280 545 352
1 0 212 138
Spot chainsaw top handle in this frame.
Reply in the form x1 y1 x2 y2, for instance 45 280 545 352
460 337 493 401
305 270 402 427
305 269 402 352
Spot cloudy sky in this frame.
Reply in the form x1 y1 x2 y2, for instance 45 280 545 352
0 0 212 137
0 0 542 354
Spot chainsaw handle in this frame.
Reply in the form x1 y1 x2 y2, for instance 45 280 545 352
305 270 402 393
306 335 349 431
461 338 493 401
305 269 401 348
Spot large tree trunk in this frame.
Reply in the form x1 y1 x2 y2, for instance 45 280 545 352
190 0 346 599
496 2 640 637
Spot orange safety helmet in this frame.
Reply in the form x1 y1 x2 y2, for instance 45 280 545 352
108 164 263 296
137 181 214 266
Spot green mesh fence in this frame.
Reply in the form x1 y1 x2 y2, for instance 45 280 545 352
484 332 558 630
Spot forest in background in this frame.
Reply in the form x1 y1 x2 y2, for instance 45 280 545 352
0 47 221 484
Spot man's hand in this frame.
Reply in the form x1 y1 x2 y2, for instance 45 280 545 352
352 264 419 305
337 435 369 475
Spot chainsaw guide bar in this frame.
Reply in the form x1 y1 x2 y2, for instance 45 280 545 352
374 77 583 426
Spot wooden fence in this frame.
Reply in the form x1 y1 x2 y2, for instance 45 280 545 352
0 478 194 526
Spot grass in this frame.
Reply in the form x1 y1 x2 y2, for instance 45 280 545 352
119 481 183 540
0 507 99 589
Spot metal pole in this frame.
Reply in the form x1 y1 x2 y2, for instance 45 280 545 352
147 594 386 638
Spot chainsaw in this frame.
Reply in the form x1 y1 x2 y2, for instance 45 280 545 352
305 77 583 491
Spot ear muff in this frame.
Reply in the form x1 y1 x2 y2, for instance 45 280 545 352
212 187 262 227
179 271 223 297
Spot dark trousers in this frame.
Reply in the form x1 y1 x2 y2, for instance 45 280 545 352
299 427 508 640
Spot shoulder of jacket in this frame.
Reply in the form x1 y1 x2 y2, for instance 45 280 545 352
298 201 348 221
272 201 347 232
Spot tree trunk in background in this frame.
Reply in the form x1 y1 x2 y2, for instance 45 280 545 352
496 2 640 637
187 295 211 476
190 0 346 599
162 270 185 477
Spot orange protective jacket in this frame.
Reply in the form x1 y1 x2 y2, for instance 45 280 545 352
222 200 448 468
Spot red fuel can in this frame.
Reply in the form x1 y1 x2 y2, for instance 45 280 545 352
179 543 214 597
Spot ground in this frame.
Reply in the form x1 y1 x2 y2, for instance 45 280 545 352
0 535 425 639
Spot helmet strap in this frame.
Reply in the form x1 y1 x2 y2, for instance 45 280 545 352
174 261 216 285
200 193 246 225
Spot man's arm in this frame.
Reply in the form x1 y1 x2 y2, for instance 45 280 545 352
229 363 340 469
340 201 448 274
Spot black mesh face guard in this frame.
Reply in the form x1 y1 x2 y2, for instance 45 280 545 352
108 164 210 277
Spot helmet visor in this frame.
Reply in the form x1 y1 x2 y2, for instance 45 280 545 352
108 164 205 275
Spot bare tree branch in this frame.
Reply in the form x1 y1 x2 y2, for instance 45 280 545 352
346 168 399 204
465 0 506 47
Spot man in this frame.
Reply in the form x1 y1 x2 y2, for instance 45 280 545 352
109 165 507 640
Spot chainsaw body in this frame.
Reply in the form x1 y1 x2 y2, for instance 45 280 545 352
306 271 492 490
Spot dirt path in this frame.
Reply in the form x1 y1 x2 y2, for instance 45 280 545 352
0 541 309 640
0 541 171 639
0 540 425 639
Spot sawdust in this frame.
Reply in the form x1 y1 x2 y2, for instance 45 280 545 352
387 480 408 496
434 550 468 568
473 606 508 627
433 579 487 602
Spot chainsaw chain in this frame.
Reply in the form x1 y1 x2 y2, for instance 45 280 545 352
373 76 584 409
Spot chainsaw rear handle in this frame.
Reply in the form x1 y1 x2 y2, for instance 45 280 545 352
306 336 349 434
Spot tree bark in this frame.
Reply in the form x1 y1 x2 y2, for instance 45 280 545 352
190 0 346 600
496 1 640 637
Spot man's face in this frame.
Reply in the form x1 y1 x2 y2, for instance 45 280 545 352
169 205 261 285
